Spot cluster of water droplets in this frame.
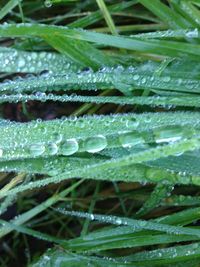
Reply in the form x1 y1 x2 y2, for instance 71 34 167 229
0 120 199 161
0 48 75 74
1 62 200 95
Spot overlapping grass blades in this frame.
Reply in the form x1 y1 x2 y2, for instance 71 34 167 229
1 0 200 266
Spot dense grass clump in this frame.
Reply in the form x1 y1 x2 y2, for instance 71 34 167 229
1 0 200 266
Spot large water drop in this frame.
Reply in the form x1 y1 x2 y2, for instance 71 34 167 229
60 139 79 156
84 135 107 153
29 143 45 156
119 132 144 148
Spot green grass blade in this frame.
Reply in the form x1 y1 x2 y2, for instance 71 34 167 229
1 24 200 59
0 0 21 20
0 47 78 73
138 0 190 28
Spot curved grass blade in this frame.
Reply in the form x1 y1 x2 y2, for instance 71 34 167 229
1 24 200 60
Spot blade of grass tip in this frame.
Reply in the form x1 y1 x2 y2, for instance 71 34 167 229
135 184 174 217
96 0 118 35
0 0 21 21
0 179 84 239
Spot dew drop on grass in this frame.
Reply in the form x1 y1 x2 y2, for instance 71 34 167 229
44 0 52 8
154 127 183 144
125 118 139 129
116 218 122 225
133 74 139 81
119 132 144 148
18 58 25 67
60 139 79 156
83 135 107 153
162 76 171 82
29 143 45 156
47 143 58 155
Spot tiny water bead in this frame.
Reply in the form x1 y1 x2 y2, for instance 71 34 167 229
29 143 45 157
119 132 144 148
125 118 139 129
59 139 79 156
44 0 52 8
83 135 107 153
154 127 183 144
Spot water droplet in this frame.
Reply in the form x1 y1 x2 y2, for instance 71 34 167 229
0 148 3 157
60 139 79 156
125 118 139 129
18 58 25 67
83 135 107 153
141 77 146 84
162 76 171 82
44 0 52 7
47 143 58 155
186 28 198 38
154 127 183 144
133 74 139 81
116 218 122 225
119 132 144 148
29 143 45 156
